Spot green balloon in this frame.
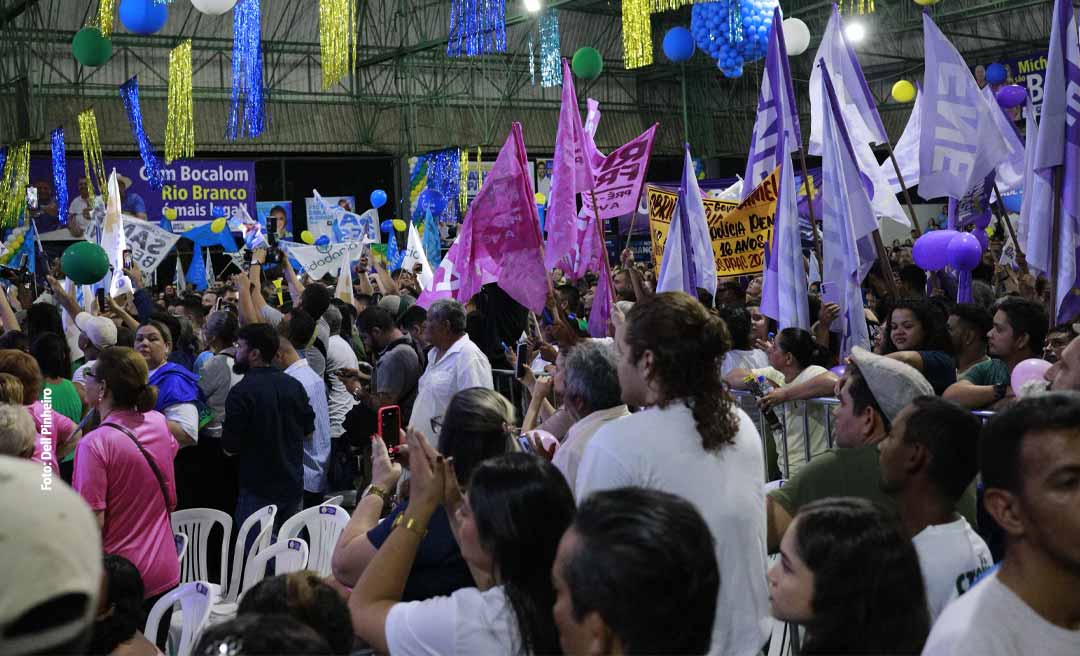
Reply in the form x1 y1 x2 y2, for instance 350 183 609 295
72 27 113 67
572 47 604 80
61 241 110 285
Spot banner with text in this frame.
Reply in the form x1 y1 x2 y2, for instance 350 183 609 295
122 219 182 272
581 124 657 220
647 167 779 277
282 240 365 280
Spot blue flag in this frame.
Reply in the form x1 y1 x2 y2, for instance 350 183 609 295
386 231 406 271
820 64 874 358
657 144 716 298
186 245 208 292
422 209 442 268
182 222 238 253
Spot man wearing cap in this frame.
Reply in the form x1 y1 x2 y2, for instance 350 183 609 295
0 455 103 654
116 174 148 220
766 347 977 553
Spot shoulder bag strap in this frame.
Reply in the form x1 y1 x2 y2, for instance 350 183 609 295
101 422 171 514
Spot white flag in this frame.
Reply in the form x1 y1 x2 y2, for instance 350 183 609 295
402 221 434 291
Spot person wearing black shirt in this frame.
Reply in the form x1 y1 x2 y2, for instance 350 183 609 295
223 323 315 530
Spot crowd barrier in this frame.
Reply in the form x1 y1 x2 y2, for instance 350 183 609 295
492 370 994 482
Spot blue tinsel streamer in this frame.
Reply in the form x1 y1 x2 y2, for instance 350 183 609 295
529 35 535 85
447 0 507 57
227 0 266 140
51 128 69 226
119 76 164 190
539 8 562 88
0 147 7 179
411 148 461 224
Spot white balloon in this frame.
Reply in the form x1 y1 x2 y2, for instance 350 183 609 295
190 0 238 16
782 17 811 56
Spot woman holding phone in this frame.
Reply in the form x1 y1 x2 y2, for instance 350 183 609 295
332 388 515 602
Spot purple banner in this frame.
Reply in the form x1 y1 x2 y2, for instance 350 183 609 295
29 158 256 234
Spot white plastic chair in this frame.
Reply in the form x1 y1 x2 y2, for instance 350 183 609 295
240 538 310 595
206 505 278 621
144 581 213 656
171 508 233 604
277 504 349 577
174 533 189 563
322 495 344 507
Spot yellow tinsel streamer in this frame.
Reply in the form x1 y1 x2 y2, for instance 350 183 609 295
648 0 695 12
0 142 30 229
459 148 469 214
319 0 358 90
96 0 117 38
840 0 875 15
78 110 108 206
166 40 195 164
476 146 483 190
622 0 653 70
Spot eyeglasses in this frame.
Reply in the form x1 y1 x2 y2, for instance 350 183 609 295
84 369 100 381
430 416 443 435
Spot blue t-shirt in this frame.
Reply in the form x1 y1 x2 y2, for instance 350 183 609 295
367 501 474 602
122 190 148 216
918 350 957 396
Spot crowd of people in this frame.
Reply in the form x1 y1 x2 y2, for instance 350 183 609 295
1 232 1079 656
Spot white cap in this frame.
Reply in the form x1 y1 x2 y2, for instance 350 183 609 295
849 347 935 423
75 311 117 349
0 456 102 654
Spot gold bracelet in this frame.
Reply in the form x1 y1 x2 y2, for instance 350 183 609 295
363 484 388 502
393 514 428 539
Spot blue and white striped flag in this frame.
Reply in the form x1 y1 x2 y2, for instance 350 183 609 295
657 144 717 298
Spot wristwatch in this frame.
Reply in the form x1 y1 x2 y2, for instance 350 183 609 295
992 383 1008 401
362 484 388 502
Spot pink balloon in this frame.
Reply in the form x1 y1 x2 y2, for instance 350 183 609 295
1010 358 1052 392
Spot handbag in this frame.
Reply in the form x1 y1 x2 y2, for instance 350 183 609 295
102 422 171 513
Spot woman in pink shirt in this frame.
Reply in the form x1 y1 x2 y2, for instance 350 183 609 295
0 349 79 480
74 346 181 601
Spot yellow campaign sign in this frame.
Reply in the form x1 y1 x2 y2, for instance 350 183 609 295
647 167 780 277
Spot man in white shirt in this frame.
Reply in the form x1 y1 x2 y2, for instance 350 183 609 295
66 177 96 238
922 392 1080 655
877 396 991 620
410 299 493 439
575 292 769 656
547 340 628 495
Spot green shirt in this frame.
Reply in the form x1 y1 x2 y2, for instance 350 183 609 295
42 379 83 424
769 445 978 527
960 358 1010 386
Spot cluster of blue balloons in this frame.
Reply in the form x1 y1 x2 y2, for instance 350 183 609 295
691 0 779 78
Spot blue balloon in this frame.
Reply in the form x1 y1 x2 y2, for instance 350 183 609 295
986 62 1007 85
370 189 388 209
662 27 696 63
315 235 330 247
691 0 778 76
118 0 168 35
913 230 959 272
380 220 394 233
1002 192 1023 214
416 189 447 217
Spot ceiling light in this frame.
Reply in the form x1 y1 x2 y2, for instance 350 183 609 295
845 22 866 44
524 0 543 13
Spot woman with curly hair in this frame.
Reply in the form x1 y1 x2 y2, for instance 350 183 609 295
575 291 770 656
879 298 957 395
769 497 930 654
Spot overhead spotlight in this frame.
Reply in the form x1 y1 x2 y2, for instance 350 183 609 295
524 0 543 13
844 21 866 44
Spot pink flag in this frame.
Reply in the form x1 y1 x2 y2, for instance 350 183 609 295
418 123 548 313
545 59 596 270
580 123 657 220
583 98 606 170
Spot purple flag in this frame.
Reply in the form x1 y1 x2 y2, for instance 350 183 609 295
883 88 922 194
809 4 888 155
919 12 1011 200
545 59 596 269
1022 96 1053 271
744 8 801 196
1031 0 1080 322
587 263 612 338
657 144 717 298
820 64 874 358
418 123 548 313
981 87 1025 193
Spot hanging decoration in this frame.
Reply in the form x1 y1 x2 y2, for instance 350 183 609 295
96 0 118 37
409 149 461 224
72 27 113 66
166 39 194 163
119 76 164 190
649 0 697 10
539 8 562 87
78 110 108 204
839 0 875 14
0 142 29 229
0 147 7 182
476 146 483 190
459 148 469 215
154 0 175 4
119 0 169 35
691 0 778 78
51 128 70 227
447 0 507 58
621 0 653 69
727 2 743 45
227 0 266 140
529 35 536 86
319 0 358 90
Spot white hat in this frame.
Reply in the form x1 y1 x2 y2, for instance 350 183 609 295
75 311 117 349
0 456 102 654
848 347 935 423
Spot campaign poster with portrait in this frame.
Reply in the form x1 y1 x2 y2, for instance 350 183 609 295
257 201 293 239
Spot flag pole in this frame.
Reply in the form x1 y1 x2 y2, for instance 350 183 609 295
990 180 1027 272
872 229 901 302
795 150 825 281
884 143 924 236
589 188 617 307
1050 167 1065 321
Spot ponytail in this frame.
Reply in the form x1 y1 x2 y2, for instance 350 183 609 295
135 384 159 413
778 328 829 369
